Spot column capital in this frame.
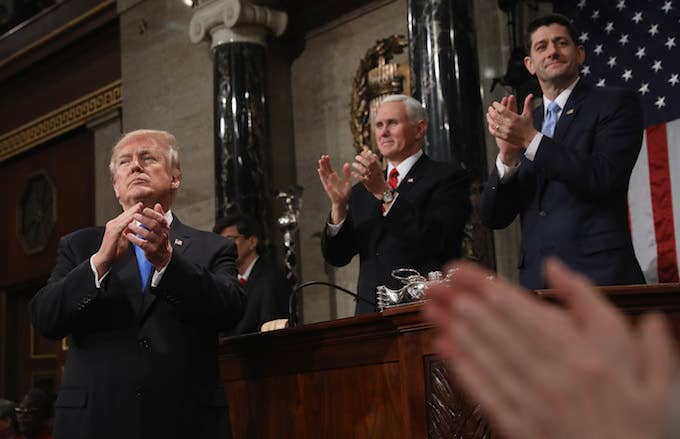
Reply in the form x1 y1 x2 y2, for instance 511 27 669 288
189 0 287 48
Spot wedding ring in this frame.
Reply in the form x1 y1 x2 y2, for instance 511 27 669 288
495 124 500 130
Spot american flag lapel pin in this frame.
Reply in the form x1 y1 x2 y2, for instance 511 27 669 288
566 108 575 115
174 239 183 246
407 178 414 183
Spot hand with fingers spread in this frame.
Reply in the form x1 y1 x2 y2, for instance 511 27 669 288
351 150 390 199
127 203 173 270
318 155 352 224
487 94 539 162
92 202 144 277
425 258 678 439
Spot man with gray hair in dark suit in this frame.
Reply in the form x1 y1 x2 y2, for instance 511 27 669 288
31 129 245 439
319 94 471 314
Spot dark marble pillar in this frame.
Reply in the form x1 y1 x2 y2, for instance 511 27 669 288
408 0 487 174
213 42 272 234
408 0 495 267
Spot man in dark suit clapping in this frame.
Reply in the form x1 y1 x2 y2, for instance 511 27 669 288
319 94 470 314
30 129 245 439
479 14 645 288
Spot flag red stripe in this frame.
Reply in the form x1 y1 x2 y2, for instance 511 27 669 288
647 124 679 282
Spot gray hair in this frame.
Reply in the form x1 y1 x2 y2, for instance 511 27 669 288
381 94 428 125
109 129 180 176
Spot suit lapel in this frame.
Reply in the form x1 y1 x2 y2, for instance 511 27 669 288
536 82 589 205
553 81 587 141
109 245 145 320
395 154 430 197
138 215 192 322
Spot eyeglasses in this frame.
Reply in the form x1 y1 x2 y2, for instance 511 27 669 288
14 407 39 415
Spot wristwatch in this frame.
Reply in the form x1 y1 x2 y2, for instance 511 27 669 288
381 189 395 203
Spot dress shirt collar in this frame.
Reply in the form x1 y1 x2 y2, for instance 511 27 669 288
542 77 580 119
165 210 174 227
239 255 259 282
387 149 423 187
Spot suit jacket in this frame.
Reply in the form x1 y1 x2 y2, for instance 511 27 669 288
228 257 291 335
322 154 471 314
30 216 246 439
479 81 645 289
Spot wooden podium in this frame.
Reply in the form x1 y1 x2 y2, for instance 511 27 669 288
219 283 680 438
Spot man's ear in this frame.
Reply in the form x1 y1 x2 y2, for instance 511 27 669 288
171 171 181 189
415 119 427 140
524 55 536 76
248 235 259 252
112 176 120 199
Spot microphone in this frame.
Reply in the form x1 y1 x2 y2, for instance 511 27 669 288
288 281 377 327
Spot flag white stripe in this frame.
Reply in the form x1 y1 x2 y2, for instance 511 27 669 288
629 131 659 283
666 119 680 275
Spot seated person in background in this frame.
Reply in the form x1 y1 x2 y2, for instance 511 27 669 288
214 213 291 334
425 258 679 439
15 389 53 439
0 399 19 439
319 94 470 314
479 14 645 288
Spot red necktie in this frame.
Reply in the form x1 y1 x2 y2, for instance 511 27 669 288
239 277 247 287
388 168 399 190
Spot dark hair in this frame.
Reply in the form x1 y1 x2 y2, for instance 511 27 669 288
525 13 580 52
0 399 18 433
213 213 262 240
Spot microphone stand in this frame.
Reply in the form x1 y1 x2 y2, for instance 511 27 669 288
289 281 377 327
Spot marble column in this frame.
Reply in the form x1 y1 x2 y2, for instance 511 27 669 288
408 0 494 266
189 0 287 234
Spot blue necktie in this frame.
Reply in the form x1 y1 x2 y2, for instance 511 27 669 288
542 101 561 138
134 245 153 293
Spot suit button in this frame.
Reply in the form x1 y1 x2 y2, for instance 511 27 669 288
135 386 143 399
375 252 381 256
138 338 150 350
539 210 547 217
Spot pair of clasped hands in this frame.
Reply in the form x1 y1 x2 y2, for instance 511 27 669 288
92 203 172 278
318 149 392 205
486 94 540 166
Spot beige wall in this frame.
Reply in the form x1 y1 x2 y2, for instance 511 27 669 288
472 0 521 282
118 0 215 231
291 0 409 324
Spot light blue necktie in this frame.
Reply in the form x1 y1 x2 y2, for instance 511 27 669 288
541 101 561 138
133 244 153 293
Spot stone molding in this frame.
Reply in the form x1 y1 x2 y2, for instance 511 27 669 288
189 0 287 48
0 80 122 162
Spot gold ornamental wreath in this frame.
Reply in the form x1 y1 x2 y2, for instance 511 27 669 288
350 34 409 153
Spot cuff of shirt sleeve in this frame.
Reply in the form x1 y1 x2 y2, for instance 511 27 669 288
151 264 168 288
495 154 521 184
524 132 543 161
89 255 110 288
381 192 399 216
326 218 345 237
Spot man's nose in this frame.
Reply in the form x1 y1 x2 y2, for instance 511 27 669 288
546 43 558 57
130 157 143 170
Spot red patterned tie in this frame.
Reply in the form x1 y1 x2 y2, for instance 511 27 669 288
239 277 247 287
388 168 399 190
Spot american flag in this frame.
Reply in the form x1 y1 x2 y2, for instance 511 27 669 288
555 0 680 283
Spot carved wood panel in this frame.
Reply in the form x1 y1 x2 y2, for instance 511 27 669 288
424 355 492 439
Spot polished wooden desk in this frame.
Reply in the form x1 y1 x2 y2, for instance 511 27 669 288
219 283 680 439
